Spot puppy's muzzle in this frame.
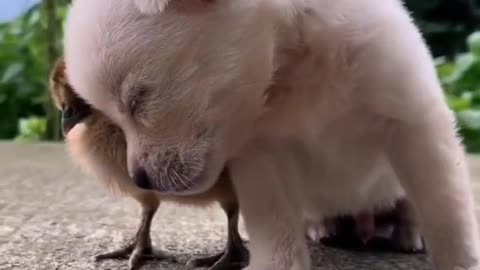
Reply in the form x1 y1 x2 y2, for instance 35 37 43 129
132 149 206 194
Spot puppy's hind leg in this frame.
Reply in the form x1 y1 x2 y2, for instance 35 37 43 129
95 193 176 270
386 114 480 270
354 11 480 267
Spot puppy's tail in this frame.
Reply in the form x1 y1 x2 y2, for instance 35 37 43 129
133 0 171 14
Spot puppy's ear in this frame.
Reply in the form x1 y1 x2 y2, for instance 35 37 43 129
133 0 171 14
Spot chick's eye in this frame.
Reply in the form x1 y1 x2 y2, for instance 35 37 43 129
63 106 73 118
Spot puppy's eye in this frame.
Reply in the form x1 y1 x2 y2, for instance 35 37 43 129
194 123 212 140
128 85 148 117
196 126 209 139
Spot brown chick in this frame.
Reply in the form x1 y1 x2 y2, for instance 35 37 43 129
49 59 249 270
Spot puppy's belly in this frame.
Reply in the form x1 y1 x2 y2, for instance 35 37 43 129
297 114 405 221
301 160 405 221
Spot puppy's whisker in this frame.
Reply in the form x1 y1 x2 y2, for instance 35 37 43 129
168 169 184 191
170 169 186 190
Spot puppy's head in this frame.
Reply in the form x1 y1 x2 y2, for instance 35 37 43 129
64 0 277 195
49 59 93 136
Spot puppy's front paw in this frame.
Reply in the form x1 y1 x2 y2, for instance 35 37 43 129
245 242 310 270
305 218 338 242
306 224 327 242
435 256 480 270
243 265 274 270
452 265 480 270
244 260 309 270
392 225 424 253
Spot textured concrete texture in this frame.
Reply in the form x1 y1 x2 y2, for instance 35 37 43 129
1 142 480 270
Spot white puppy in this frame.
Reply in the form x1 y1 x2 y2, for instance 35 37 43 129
64 0 480 269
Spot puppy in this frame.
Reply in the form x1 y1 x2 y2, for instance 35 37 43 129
64 1 480 270
49 59 248 270
51 57 421 259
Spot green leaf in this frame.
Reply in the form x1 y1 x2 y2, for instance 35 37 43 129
441 53 476 87
447 94 472 111
16 116 47 142
457 110 480 130
1 63 24 83
468 32 480 57
437 61 457 83
28 10 41 26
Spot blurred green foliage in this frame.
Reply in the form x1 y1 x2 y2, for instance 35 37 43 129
1 0 480 153
14 116 47 142
0 1 68 141
437 32 480 152
405 0 479 57
0 5 49 139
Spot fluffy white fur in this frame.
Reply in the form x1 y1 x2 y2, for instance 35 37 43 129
64 0 480 269
133 0 170 14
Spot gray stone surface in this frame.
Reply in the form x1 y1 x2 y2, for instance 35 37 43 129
1 142 480 270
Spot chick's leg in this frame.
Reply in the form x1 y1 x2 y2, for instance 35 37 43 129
95 195 176 270
187 200 249 270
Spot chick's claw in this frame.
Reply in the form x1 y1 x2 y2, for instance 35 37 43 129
94 239 177 270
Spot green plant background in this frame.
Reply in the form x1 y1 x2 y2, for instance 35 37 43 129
1 0 480 151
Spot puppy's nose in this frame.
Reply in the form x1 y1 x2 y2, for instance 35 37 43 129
133 167 152 190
